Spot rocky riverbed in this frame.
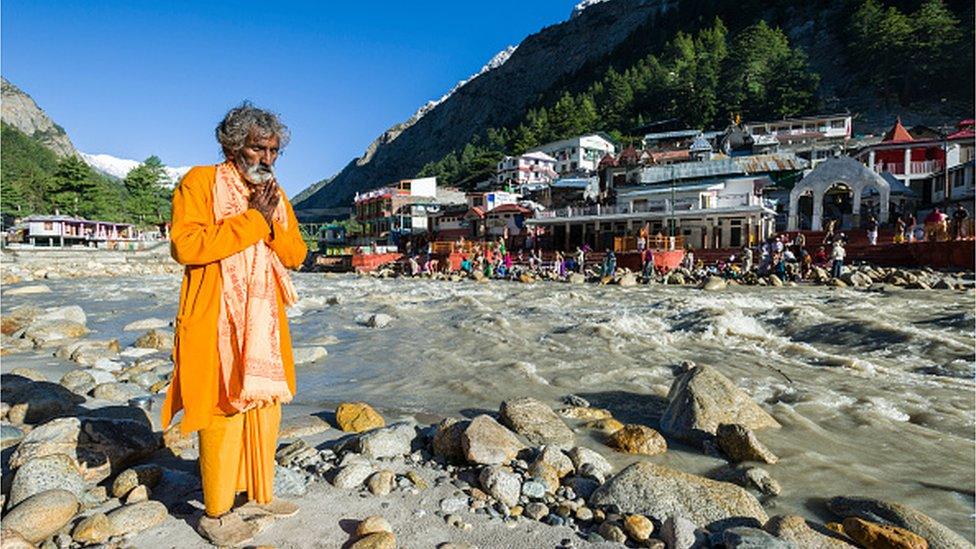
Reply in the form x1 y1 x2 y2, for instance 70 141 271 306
0 268 973 548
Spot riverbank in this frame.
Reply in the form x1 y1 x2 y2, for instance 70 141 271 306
0 273 973 547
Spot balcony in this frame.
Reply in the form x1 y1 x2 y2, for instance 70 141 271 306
872 159 943 176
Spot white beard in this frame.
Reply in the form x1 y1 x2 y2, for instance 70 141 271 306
238 157 275 185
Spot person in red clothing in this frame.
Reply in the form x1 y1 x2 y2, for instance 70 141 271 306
924 208 948 241
813 246 828 266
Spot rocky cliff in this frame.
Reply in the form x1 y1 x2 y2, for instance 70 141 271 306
1 77 77 158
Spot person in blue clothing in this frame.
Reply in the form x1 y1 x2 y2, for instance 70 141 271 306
601 249 617 278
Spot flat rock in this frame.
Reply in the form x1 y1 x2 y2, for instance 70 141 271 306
716 423 779 464
279 414 332 439
333 463 374 489
106 501 168 535
59 370 97 395
293 346 328 364
9 454 86 507
842 517 928 549
499 397 574 448
91 381 148 402
123 318 171 331
336 402 385 433
607 424 668 455
827 497 970 549
3 489 79 544
23 320 88 347
460 415 524 465
764 515 855 548
660 364 780 445
5 284 52 296
589 462 768 528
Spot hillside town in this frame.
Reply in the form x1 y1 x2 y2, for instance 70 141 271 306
313 114 973 279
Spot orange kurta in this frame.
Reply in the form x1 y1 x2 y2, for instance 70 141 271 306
162 165 308 434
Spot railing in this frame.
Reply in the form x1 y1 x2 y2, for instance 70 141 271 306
872 160 943 175
614 235 685 252
534 195 755 220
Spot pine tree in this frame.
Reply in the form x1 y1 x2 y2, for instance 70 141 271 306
847 0 912 102
124 156 170 224
906 0 961 101
50 156 97 216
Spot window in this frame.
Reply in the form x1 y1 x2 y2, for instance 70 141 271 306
44 222 53 230
831 119 846 129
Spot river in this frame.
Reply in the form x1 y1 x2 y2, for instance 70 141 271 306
4 272 974 540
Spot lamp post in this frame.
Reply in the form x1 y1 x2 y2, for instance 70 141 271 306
669 164 676 239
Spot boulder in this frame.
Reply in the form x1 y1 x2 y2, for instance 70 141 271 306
702 276 727 291
533 445 574 478
827 497 970 549
6 381 85 425
8 454 86 507
2 489 79 544
716 423 779 464
350 532 396 549
355 422 416 459
72 512 114 545
431 417 468 464
479 466 521 507
567 446 612 480
356 313 392 328
716 465 782 497
133 329 174 350
498 397 574 448
764 515 855 548
274 464 308 498
367 470 395 496
293 346 328 364
123 318 171 331
584 417 625 435
59 370 97 395
4 284 52 296
333 463 374 489
842 517 928 549
527 461 560 494
660 364 780 445
106 501 168 536
23 320 88 347
335 402 385 433
618 273 638 287
661 515 705 549
1 305 42 335
111 464 163 498
607 424 668 455
356 516 393 536
91 382 149 403
589 462 768 527
460 415 524 465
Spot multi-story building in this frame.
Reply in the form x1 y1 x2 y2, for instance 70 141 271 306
528 133 617 175
740 113 852 167
7 215 139 248
495 151 558 188
854 118 975 205
353 177 438 245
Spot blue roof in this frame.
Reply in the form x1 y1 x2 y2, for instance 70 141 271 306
552 177 595 189
869 173 917 197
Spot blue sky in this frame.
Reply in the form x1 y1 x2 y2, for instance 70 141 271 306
2 0 577 196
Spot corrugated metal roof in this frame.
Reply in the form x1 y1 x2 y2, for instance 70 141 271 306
638 154 806 185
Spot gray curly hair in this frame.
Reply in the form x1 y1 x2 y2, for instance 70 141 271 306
215 101 290 158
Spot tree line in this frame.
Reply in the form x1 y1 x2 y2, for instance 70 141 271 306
1 123 171 227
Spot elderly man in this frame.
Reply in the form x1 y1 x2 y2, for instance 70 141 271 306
161 102 307 545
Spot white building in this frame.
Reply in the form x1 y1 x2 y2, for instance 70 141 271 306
466 190 521 212
528 133 617 175
496 151 557 187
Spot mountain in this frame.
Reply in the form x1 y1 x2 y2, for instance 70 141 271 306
292 0 974 218
79 152 190 187
1 77 77 157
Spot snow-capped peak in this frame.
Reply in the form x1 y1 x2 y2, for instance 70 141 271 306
80 152 191 188
407 45 518 125
571 0 611 18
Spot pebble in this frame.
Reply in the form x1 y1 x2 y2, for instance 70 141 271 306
440 496 469 514
623 514 654 542
521 480 547 500
524 502 549 520
598 522 628 543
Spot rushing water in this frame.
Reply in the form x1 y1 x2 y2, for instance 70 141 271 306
5 273 975 539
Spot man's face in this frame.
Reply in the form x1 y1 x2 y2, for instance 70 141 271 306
235 131 279 185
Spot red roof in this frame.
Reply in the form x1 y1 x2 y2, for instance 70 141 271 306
882 117 914 143
598 153 618 168
619 145 640 165
488 204 531 215
465 207 485 218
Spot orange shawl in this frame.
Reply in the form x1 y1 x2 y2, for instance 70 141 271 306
213 162 298 411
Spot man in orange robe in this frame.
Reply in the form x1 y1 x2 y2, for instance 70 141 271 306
162 103 308 546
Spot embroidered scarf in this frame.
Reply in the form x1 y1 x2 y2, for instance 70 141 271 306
213 161 298 411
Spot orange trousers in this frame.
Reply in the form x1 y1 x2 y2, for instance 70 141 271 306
198 403 281 517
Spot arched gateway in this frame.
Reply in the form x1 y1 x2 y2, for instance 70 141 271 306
788 157 890 231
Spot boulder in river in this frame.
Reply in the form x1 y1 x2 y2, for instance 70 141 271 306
123 318 171 331
842 517 929 549
499 397 574 448
293 346 328 364
660 364 780 445
763 515 856 548
827 496 971 549
606 424 667 456
2 488 79 544
589 461 768 528
354 422 416 459
460 414 524 465
335 402 385 433
716 423 779 464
